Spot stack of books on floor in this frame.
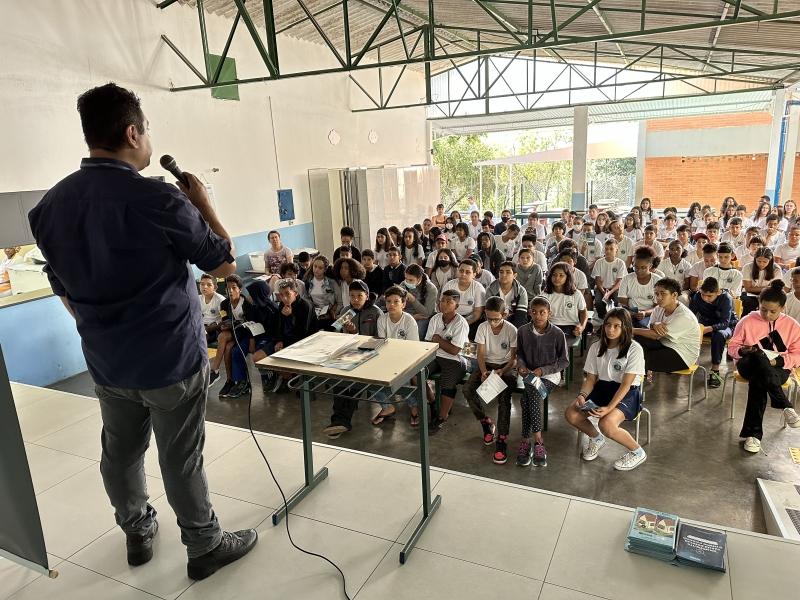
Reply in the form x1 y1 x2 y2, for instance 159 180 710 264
625 507 727 572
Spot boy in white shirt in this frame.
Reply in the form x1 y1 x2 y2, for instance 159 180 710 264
737 234 764 269
441 259 486 337
784 268 800 322
660 240 693 291
494 224 521 260
658 213 679 242
578 221 603 266
198 273 225 344
721 217 745 248
608 219 634 268
618 247 661 327
774 224 800 267
591 239 626 318
762 214 786 248
467 211 483 240
687 243 718 293
703 242 743 298
461 297 519 461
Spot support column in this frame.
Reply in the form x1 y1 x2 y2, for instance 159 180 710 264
571 105 589 211
635 120 647 201
765 88 787 204
780 103 800 203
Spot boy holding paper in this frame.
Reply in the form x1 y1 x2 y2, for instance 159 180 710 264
462 297 518 464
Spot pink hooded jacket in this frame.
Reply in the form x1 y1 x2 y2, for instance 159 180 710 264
728 312 800 370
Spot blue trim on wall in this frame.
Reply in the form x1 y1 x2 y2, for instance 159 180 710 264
2 222 315 386
571 192 586 211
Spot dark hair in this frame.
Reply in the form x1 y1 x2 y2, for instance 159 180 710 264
706 221 720 231
748 235 764 247
435 248 458 269
481 218 492 227
436 203 444 209
267 229 281 240
477 231 493 248
404 263 431 305
558 238 577 251
441 289 461 303
551 221 566 232
521 234 537 245
77 83 146 151
459 258 477 273
304 254 330 283
384 285 407 301
340 226 355 238
338 245 354 256
625 213 641 229
388 226 402 244
676 224 690 233
633 246 655 263
297 251 310 262
766 213 780 223
279 262 299 276
454 222 470 237
497 260 515 272
716 242 734 255
749 247 775 282
529 295 551 310
545 262 576 295
387 245 401 255
702 243 717 255
667 239 687 259
760 279 787 306
401 227 422 258
485 296 506 314
484 210 494 218
225 274 244 288
506 223 521 233
598 307 634 359
555 248 577 263
700 277 720 293
375 227 392 253
200 273 215 282
654 277 681 295
361 248 375 259
332 257 366 281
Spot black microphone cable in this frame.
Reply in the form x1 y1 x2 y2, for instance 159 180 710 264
225 285 352 600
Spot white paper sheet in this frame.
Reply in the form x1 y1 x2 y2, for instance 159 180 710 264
271 331 358 365
476 371 508 404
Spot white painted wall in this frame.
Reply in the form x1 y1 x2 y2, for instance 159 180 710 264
645 124 771 158
0 0 428 238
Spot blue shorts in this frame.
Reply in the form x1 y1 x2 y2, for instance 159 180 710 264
588 379 642 421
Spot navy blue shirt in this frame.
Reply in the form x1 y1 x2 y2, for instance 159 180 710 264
29 158 233 390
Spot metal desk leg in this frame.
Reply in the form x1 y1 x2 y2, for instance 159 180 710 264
400 367 442 564
272 377 329 525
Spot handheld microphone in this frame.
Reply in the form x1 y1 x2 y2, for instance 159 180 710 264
159 154 189 187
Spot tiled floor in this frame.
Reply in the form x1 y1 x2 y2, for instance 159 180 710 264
3 383 800 600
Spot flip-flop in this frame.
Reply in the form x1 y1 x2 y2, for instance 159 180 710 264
372 410 396 426
409 413 420 427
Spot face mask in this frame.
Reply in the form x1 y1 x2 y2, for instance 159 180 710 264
404 281 417 290
501 216 509 222
437 260 450 269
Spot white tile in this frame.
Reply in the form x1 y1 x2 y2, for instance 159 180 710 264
539 583 608 600
357 543 542 600
289 451 444 541
727 531 800 600
546 501 732 600
7 560 160 600
396 473 569 580
34 413 103 462
143 423 250 479
35 466 165 559
204 435 339 509
24 443 96 494
0 555 60 600
9 384 62 408
179 515 393 600
70 492 270 600
16 393 99 443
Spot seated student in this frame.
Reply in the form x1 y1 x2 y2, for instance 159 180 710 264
658 213 679 242
198 273 225 345
372 285 422 426
513 233 548 273
477 231 505 277
728 280 800 453
212 275 255 392
687 243 718 294
480 218 493 234
494 209 513 235
441 259 486 338
624 213 643 243
515 248 544 300
565 308 647 471
374 227 392 268
494 223 521 260
304 255 341 328
543 261 588 339
217 279 276 398
332 256 366 309
425 289 470 432
545 221 568 261
323 280 383 439
296 251 311 281
450 222 476 261
608 219 634 268
577 220 603 267
762 213 786 248
705 220 721 247
618 246 661 328
703 242 742 298
264 230 294 275
735 227 762 264
675 223 694 255
689 277 736 389
721 217 745 248
473 255 496 288
332 226 361 262
737 232 764 269
591 239 626 319
420 219 434 255
515 296 569 467
425 233 449 273
401 227 425 266
403 264 437 339
568 215 584 239
636 225 664 259
361 249 384 297
486 261 529 327
742 247 782 315
382 246 406 291
275 261 307 298
462 297 519 462
660 240 693 292
467 210 483 240
633 277 701 374
774 223 800 267
785 267 800 321
554 238 591 286
429 248 459 291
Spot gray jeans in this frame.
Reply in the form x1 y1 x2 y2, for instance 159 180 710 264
94 364 222 558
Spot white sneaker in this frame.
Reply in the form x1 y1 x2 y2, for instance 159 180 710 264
613 450 647 471
581 435 606 461
743 437 761 453
784 408 800 428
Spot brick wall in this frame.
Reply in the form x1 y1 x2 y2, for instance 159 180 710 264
643 154 800 209
646 112 772 132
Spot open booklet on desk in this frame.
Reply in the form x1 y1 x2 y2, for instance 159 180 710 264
270 331 361 365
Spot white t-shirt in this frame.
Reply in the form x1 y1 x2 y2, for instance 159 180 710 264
374 249 389 268
702 266 743 297
402 245 425 266
774 243 800 266
650 302 700 368
635 240 664 258
658 227 678 241
229 297 245 321
591 257 627 288
431 267 457 292
688 260 714 280
659 258 692 286
467 222 482 240
784 293 800 322
543 290 586 327
611 236 634 264
476 269 496 288
571 267 589 291
494 234 519 259
584 340 646 387
450 236 476 260
624 228 643 243
441 279 486 317
721 231 745 247
377 311 420 342
425 312 469 362
475 320 517 364
618 272 661 310
198 292 225 326
578 236 603 263
743 265 783 287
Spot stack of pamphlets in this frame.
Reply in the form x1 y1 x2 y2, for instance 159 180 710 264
625 507 727 572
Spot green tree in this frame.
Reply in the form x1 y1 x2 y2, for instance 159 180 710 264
432 134 497 210
513 130 573 209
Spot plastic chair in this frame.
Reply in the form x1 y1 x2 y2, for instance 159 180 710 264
575 385 650 453
720 369 798 420
668 325 708 411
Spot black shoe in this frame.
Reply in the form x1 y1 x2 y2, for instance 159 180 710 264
226 381 251 399
707 370 722 389
218 380 235 398
126 521 159 566
187 529 258 581
209 370 220 386
428 416 445 435
480 418 496 445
